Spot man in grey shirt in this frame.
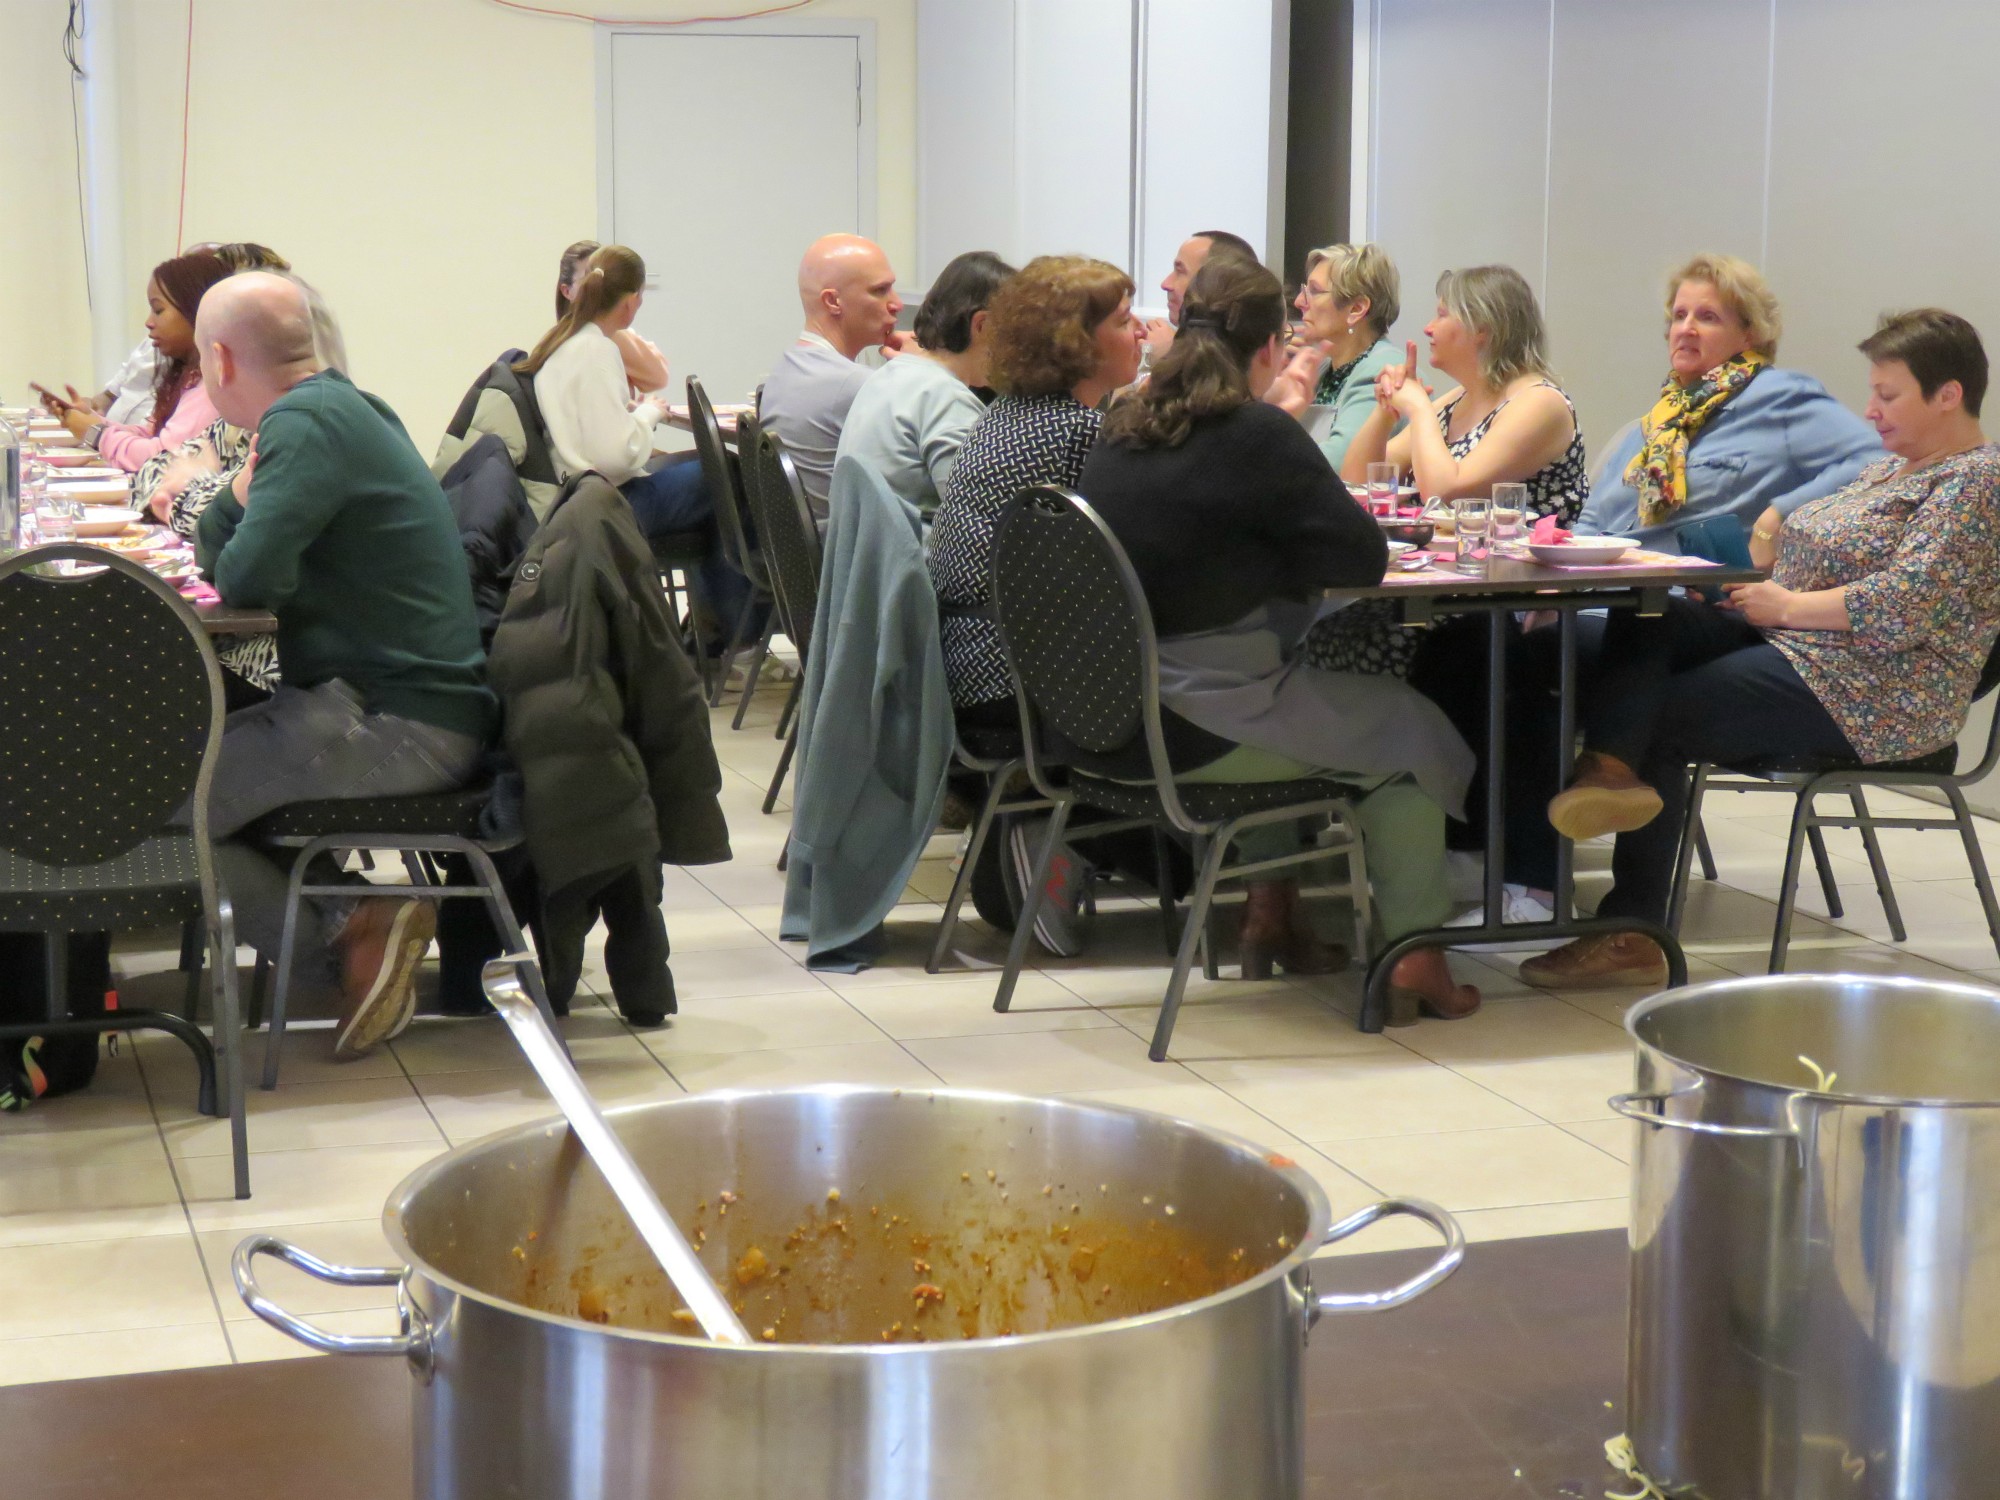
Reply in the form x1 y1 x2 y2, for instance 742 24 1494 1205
761 233 905 518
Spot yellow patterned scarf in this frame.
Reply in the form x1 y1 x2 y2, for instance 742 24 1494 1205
1626 352 1768 525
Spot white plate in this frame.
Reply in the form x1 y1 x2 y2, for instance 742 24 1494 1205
1384 540 1414 559
1527 537 1639 567
76 506 142 537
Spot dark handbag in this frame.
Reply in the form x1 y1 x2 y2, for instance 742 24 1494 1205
1674 514 1755 601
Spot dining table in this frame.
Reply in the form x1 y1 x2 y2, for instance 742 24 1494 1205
1326 536 1762 1031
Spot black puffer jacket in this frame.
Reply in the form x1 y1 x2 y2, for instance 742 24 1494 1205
487 473 731 898
440 433 538 651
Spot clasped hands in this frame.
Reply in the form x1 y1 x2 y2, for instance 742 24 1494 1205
1373 341 1435 419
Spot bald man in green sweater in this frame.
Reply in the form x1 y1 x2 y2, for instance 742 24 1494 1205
194 273 494 1059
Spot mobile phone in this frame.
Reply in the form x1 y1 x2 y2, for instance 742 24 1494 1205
29 381 70 413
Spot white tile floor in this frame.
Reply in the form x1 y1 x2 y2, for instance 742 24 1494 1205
5 667 1999 1385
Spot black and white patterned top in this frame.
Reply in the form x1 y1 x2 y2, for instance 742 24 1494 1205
928 394 1102 707
1435 379 1590 525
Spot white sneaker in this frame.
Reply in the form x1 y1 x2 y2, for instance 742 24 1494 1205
1445 885 1563 952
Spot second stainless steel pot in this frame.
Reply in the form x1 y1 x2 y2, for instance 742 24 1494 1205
236 1086 1462 1499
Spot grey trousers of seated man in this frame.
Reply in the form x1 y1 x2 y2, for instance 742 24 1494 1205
208 679 484 991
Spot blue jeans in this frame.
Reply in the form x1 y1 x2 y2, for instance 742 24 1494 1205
622 455 754 646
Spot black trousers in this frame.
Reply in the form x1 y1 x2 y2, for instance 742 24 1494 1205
1582 596 1855 923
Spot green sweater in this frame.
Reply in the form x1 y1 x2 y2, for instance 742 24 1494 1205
196 371 495 742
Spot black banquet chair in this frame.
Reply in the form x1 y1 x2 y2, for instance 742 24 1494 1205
0 545 249 1197
686 374 780 723
987 487 1371 1061
1669 638 2000 972
743 426 821 817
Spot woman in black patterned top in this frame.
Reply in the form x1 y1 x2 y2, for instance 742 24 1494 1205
928 256 1146 725
1341 264 1588 523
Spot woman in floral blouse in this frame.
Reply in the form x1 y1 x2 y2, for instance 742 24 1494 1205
1524 308 2000 988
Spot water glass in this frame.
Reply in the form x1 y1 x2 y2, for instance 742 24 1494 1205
1491 482 1527 550
36 501 74 544
1452 497 1490 575
1365 462 1397 519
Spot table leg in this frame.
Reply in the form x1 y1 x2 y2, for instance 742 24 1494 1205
1553 608 1578 923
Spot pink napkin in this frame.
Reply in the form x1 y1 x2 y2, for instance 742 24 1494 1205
179 580 220 605
1530 515 1571 546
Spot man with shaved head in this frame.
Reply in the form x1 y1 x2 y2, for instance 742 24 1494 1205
759 233 905 517
194 272 494 1060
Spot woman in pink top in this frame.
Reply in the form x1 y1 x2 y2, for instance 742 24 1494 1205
44 249 232 472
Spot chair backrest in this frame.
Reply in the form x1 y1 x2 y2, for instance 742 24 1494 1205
990 486 1181 803
1589 416 1641 494
747 430 824 663
685 374 763 585
1955 634 2000 784
0 546 226 866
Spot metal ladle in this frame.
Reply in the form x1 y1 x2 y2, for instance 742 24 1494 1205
483 954 752 1345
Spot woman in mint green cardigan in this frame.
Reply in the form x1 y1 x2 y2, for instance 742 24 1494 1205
1295 242 1404 468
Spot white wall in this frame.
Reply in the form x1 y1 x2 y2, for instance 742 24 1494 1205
19 0 916 451
1361 0 2000 457
0 0 95 404
915 0 1288 303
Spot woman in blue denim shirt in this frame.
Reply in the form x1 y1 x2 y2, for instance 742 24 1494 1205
1577 254 1880 554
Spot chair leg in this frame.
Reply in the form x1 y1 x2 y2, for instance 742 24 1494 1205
209 896 250 1200
730 615 777 730
1151 831 1234 1062
262 844 318 1091
1943 785 2000 966
708 592 759 708
183 933 206 1023
776 837 789 874
993 800 1072 1014
1668 767 1710 937
775 674 802 740
247 956 270 1031
1152 829 1180 958
1769 793 1813 973
1695 821 1718 882
1848 787 1905 942
762 724 797 815
929 767 1014 974
1806 823 1844 920
1339 807 1372 964
463 845 563 1044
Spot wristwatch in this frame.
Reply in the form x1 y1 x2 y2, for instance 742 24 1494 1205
82 422 105 451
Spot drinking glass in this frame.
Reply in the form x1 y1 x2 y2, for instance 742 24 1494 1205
1365 462 1397 519
1453 497 1490 575
36 501 74 543
1490 482 1527 550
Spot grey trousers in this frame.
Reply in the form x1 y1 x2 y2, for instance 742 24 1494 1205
208 680 484 984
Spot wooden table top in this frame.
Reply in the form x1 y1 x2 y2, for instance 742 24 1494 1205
1333 545 1762 603
0 1229 1634 1499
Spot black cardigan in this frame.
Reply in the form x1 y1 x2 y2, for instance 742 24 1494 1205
1078 400 1387 637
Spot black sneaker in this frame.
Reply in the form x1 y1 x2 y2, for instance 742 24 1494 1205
1007 816 1092 958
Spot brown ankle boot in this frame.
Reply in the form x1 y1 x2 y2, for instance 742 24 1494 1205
1548 751 1664 842
1237 882 1349 980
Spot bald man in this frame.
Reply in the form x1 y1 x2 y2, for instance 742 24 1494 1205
1144 228 1258 362
193 272 494 1060
760 233 904 518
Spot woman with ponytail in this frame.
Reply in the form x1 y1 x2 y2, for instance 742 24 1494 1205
1080 257 1481 1023
520 245 745 630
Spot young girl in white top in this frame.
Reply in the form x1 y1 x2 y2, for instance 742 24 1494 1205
517 245 748 636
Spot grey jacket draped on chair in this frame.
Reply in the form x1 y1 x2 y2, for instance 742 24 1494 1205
780 457 955 968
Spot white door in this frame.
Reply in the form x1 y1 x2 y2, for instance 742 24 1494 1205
602 29 868 412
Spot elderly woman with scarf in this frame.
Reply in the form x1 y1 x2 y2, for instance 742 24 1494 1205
1577 254 1878 556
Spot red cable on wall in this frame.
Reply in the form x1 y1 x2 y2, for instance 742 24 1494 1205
485 0 818 23
174 0 194 252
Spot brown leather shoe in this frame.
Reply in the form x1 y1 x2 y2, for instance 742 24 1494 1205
332 897 436 1060
1547 752 1664 841
1384 948 1481 1024
1238 881 1349 980
1518 932 1667 991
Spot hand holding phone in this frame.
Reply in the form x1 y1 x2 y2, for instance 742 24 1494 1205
30 381 72 415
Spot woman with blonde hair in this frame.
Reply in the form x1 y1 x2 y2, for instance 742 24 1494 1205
1293 241 1404 468
520 245 745 626
1342 263 1588 522
1577 252 1878 557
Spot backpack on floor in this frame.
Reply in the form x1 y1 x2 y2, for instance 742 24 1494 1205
0 934 112 1110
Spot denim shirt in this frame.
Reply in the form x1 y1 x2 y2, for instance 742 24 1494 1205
1576 367 1882 552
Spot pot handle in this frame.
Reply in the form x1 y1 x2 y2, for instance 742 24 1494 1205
1608 1090 1798 1140
232 1234 432 1368
1307 1197 1465 1324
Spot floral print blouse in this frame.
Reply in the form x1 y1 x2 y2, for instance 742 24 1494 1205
1773 446 2000 763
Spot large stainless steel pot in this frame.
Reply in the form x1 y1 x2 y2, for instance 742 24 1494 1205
1614 973 2000 1499
233 1086 1462 1499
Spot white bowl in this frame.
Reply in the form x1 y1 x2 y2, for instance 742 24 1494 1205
1527 536 1639 567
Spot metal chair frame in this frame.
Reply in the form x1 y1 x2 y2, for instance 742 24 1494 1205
686 376 780 721
987 488 1370 1061
742 428 822 817
0 545 248 1196
256 823 558 1090
1669 653 2000 972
